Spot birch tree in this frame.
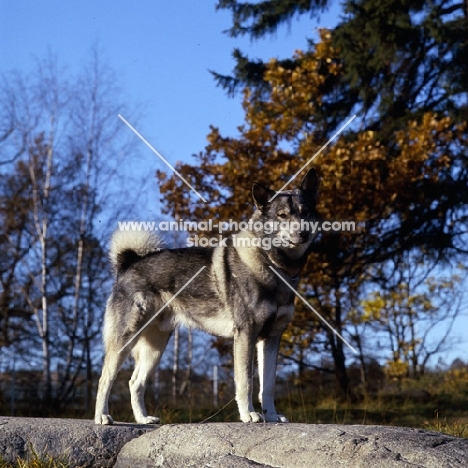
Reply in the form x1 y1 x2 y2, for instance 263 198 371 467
0 50 138 411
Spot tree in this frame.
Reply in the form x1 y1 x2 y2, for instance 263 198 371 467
0 50 138 411
357 261 466 379
215 0 468 128
208 0 468 392
214 0 468 187
157 27 468 397
0 167 33 349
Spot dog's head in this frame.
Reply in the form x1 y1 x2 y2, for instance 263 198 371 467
251 168 319 255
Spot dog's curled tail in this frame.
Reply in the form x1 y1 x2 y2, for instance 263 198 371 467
109 229 163 275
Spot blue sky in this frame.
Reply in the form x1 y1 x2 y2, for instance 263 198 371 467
0 0 340 201
1 1 466 365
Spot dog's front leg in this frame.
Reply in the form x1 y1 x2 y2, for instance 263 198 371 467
233 329 263 423
257 334 289 423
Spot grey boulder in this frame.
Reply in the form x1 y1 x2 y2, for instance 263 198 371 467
1 418 467 467
0 417 154 467
115 422 468 468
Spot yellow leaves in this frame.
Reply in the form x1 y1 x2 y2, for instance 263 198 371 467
158 25 467 259
322 30 332 41
446 368 468 383
311 130 390 220
248 31 340 141
424 272 464 300
361 295 384 322
390 112 467 186
359 285 423 325
315 28 336 59
441 368 468 396
385 359 409 380
354 266 463 378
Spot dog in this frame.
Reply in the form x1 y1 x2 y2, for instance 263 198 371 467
94 168 319 424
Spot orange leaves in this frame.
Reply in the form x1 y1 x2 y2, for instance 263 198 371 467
313 131 388 222
157 28 466 267
243 30 340 143
313 112 466 225
392 112 456 184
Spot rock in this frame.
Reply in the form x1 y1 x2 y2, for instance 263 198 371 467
0 417 155 467
1 418 467 467
115 423 468 468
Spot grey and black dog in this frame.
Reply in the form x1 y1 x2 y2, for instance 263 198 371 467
94 168 319 425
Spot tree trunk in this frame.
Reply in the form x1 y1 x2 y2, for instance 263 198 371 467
179 329 192 396
29 139 55 410
353 326 367 389
329 331 353 400
172 327 179 406
329 286 354 400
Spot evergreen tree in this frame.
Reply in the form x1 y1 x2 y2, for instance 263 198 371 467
158 1 468 396
215 0 468 140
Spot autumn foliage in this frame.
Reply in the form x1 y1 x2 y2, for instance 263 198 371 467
157 28 467 396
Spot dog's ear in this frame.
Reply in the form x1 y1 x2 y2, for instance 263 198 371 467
252 182 275 210
300 168 319 202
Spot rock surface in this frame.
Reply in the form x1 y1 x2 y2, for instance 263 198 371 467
1 418 467 467
0 417 155 467
115 423 468 468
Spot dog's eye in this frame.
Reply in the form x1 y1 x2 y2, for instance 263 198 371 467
277 212 288 219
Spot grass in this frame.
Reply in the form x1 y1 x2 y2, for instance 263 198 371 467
107 390 468 438
424 411 468 438
0 446 69 468
130 373 468 438
281 396 468 430
0 460 68 468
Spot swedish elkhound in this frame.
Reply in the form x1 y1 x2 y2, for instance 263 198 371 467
94 168 319 424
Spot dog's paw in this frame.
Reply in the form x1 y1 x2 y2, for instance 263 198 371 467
240 411 264 423
95 414 114 425
264 413 289 423
136 415 160 424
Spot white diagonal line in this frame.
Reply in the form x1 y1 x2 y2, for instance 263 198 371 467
118 114 207 203
268 114 357 202
118 266 206 354
269 266 358 354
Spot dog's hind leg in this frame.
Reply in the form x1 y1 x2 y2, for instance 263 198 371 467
257 335 289 423
94 341 132 425
129 326 172 424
